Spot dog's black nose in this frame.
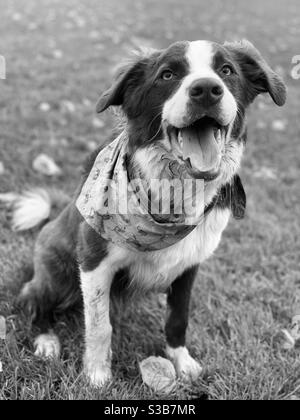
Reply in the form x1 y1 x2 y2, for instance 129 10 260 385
189 78 224 107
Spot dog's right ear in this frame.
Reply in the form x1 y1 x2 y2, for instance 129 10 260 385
96 48 156 113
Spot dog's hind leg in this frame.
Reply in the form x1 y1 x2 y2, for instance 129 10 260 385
20 266 80 359
18 229 81 359
15 199 82 359
165 265 203 381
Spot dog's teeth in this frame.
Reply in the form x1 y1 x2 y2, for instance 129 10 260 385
166 136 172 151
178 131 183 146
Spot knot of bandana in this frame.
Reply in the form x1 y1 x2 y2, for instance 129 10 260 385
76 132 216 252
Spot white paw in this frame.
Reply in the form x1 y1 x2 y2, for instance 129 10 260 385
166 346 202 381
34 333 61 359
85 365 112 388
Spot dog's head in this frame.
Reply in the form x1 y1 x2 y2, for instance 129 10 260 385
97 40 286 184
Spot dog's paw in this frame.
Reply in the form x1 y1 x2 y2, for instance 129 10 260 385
85 364 112 388
166 346 202 381
34 333 61 359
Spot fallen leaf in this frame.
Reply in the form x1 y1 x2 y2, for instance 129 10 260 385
272 120 287 132
83 98 92 107
32 154 62 176
254 167 278 180
257 101 268 110
12 13 22 22
62 100 76 113
92 117 105 129
39 102 51 112
86 141 98 151
256 120 267 130
53 49 63 59
89 31 100 40
28 22 38 31
139 356 176 394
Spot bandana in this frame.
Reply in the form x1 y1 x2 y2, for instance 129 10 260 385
76 132 216 252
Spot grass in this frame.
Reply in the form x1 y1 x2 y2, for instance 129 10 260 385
1 0 300 400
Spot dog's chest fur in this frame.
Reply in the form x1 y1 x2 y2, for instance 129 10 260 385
108 208 230 292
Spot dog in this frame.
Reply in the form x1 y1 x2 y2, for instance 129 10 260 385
9 39 286 388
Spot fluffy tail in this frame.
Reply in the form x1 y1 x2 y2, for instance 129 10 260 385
0 188 70 232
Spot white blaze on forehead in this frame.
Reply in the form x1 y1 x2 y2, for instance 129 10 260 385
186 40 215 76
162 40 238 128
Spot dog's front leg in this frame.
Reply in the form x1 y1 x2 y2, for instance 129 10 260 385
80 260 114 388
78 222 121 388
165 265 202 381
77 223 126 387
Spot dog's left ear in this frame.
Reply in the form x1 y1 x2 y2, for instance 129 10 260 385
216 175 246 219
225 40 287 106
230 174 247 220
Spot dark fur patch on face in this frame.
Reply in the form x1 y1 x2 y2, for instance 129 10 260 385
211 41 286 143
97 42 190 150
224 41 286 107
124 42 190 149
211 44 248 141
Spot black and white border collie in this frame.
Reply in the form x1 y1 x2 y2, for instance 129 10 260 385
11 40 286 387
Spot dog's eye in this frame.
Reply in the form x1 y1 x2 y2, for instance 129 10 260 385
221 65 234 76
161 70 174 81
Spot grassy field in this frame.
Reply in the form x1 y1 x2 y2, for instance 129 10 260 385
0 0 300 400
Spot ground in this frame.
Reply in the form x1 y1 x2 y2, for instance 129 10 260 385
0 0 300 401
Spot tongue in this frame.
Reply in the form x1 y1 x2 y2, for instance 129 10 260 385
181 122 221 172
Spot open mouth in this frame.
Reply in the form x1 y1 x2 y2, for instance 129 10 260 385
166 116 229 181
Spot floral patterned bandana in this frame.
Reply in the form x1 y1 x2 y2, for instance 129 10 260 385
76 132 216 252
